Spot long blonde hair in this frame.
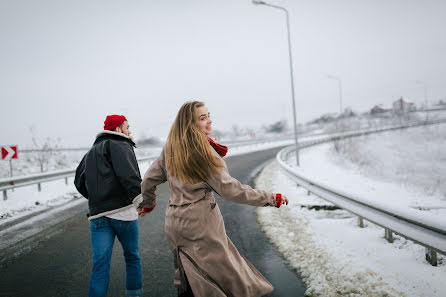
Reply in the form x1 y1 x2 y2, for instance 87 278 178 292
166 101 223 184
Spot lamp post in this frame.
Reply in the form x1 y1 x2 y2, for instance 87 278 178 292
416 80 429 122
326 74 343 117
252 0 300 166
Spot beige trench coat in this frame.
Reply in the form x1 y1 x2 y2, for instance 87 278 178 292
140 147 277 297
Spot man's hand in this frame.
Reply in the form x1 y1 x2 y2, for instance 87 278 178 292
138 204 156 217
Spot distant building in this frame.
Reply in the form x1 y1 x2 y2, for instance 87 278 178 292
308 113 338 124
370 105 392 115
428 100 446 111
392 97 416 114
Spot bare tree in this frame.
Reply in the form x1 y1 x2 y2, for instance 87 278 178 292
29 127 61 172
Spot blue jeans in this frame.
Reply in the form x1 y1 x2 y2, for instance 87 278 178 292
89 217 142 297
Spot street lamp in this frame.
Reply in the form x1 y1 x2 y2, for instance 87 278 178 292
415 80 429 122
325 74 343 117
252 0 300 166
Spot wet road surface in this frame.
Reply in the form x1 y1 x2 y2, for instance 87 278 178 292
0 147 305 297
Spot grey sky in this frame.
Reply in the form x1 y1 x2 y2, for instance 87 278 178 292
1 0 445 147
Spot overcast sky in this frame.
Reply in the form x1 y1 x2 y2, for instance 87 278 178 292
1 0 445 147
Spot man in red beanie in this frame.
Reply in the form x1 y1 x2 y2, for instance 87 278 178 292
75 115 143 297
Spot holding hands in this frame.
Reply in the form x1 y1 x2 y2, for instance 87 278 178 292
138 204 156 217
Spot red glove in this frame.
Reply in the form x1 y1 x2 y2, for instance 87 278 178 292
275 193 283 208
138 204 156 216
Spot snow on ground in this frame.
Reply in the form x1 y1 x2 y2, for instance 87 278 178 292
255 125 446 296
330 123 446 205
0 179 82 223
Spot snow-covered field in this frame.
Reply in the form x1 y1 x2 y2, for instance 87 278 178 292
255 123 446 296
331 124 446 204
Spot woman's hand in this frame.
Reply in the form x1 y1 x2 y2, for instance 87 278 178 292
275 193 289 208
280 195 289 206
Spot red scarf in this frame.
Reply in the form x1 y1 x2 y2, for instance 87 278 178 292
207 137 228 157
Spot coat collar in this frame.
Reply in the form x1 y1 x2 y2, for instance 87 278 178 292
95 130 136 147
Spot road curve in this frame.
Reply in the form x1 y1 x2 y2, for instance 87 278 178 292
0 147 305 297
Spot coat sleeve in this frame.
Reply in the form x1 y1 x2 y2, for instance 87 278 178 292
205 164 277 207
109 141 142 201
74 154 88 199
140 149 167 209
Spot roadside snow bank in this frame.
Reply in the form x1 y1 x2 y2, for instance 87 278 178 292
255 159 445 296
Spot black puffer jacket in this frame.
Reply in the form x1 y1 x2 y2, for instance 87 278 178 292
74 131 142 218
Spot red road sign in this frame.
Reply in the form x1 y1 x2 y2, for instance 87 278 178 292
1 145 18 160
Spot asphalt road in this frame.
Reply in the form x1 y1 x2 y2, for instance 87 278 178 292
0 147 305 297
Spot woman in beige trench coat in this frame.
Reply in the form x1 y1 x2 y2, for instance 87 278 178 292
138 101 288 297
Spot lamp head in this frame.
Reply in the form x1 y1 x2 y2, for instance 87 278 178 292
252 0 266 5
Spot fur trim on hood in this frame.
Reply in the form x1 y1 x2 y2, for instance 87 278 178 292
96 130 134 141
95 130 136 146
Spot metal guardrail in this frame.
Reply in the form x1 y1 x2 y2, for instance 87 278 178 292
0 156 158 200
0 168 76 195
276 119 446 266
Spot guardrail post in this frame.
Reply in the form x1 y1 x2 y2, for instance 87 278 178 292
307 190 311 196
37 183 41 192
358 217 364 228
425 248 438 266
384 229 394 243
3 190 7 200
65 177 68 185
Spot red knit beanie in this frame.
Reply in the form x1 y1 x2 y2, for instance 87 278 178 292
104 115 127 130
